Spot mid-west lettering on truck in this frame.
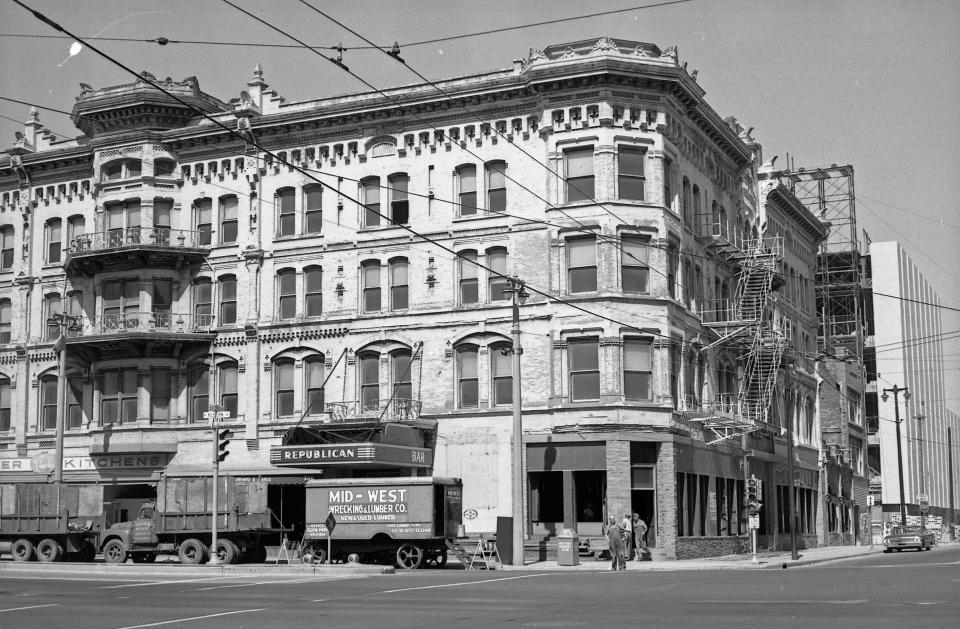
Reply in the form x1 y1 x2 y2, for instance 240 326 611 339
302 476 462 569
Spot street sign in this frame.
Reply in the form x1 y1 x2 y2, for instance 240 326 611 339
916 493 929 503
325 512 337 534
204 410 231 425
748 514 760 530
919 501 930 514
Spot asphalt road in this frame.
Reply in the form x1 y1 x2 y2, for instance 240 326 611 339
2 546 958 629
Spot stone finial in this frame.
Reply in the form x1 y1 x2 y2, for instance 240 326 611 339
27 107 39 124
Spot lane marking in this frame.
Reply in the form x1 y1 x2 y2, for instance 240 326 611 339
698 599 869 605
0 603 60 613
378 573 552 594
113 608 265 629
194 576 343 591
101 574 257 589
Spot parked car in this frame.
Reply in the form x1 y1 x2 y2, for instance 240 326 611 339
883 525 935 552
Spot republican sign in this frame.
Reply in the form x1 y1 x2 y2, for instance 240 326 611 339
270 442 433 468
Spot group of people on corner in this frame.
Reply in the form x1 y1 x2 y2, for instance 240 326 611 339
606 512 648 570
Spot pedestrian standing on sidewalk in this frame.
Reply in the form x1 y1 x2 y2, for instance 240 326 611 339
606 516 625 570
633 514 648 560
620 513 634 561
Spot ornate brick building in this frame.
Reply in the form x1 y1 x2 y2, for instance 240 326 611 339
0 38 825 559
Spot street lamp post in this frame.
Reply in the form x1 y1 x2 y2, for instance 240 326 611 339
916 404 925 528
881 385 910 525
503 276 528 567
47 312 78 484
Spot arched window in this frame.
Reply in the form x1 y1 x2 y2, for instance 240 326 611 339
44 293 62 341
188 363 208 423
0 375 11 431
359 352 380 411
490 342 513 406
459 251 478 305
682 177 692 227
305 355 325 415
692 185 701 225
304 184 323 234
362 261 381 312
304 266 322 317
486 161 507 213
487 247 508 301
456 345 479 408
219 195 238 244
154 158 176 177
1 225 14 269
219 275 237 325
388 173 409 225
194 197 212 245
277 187 296 236
391 349 412 403
277 269 296 320
193 278 212 324
456 165 477 216
361 177 381 227
0 299 11 343
219 362 239 419
40 374 59 430
389 257 408 310
274 358 295 417
624 338 653 401
100 369 137 426
46 218 62 263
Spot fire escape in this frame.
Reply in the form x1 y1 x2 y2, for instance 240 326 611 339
684 235 785 444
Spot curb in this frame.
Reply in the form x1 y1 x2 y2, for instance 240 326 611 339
0 561 395 577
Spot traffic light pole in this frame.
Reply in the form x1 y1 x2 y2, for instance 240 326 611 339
210 427 220 566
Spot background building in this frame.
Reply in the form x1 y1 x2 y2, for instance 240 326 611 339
0 38 826 559
865 240 959 527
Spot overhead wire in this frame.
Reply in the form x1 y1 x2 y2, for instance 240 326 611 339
12 0 704 353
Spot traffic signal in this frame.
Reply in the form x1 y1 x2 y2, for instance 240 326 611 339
746 475 761 515
217 429 232 462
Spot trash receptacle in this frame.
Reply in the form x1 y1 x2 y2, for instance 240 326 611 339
556 528 579 566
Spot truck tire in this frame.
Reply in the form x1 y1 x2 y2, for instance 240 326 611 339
210 539 239 564
11 538 35 562
36 538 64 562
178 538 207 564
102 539 128 564
395 543 424 570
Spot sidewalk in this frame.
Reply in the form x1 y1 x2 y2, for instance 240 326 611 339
503 543 888 571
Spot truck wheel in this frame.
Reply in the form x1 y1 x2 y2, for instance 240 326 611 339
103 539 128 564
211 539 239 564
11 538 35 562
178 538 207 564
36 538 64 562
395 543 424 570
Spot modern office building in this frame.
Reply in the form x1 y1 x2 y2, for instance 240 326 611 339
864 240 959 526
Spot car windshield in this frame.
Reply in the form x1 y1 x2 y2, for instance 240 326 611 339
892 526 921 534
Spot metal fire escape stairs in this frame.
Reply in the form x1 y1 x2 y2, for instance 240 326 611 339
687 239 785 444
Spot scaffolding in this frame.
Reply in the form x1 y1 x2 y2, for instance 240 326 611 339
775 165 863 362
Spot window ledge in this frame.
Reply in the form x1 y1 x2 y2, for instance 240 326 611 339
358 224 409 233
452 213 504 223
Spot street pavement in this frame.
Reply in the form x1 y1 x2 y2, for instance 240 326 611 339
1 544 957 628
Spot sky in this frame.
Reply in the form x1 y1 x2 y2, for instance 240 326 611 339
1 0 958 406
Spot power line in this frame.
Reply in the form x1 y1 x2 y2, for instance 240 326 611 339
872 291 960 314
12 0 704 354
0 1 697 51
857 193 960 230
0 94 73 117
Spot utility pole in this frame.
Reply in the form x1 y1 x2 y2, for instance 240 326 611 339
504 276 528 567
787 400 799 560
916 405 925 528
881 385 910 525
948 427 955 541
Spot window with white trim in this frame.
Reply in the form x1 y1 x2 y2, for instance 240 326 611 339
618 147 645 200
569 338 600 401
565 147 594 202
457 164 477 216
567 237 597 293
624 338 653 401
621 235 649 293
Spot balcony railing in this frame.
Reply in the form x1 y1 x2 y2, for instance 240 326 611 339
69 227 208 254
64 311 215 338
324 398 423 423
700 298 738 324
